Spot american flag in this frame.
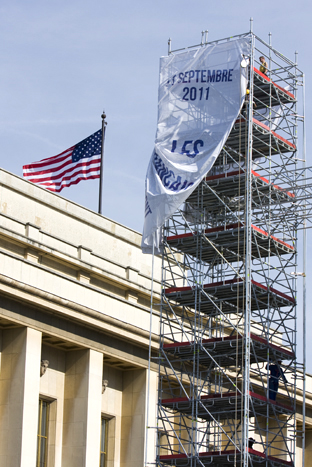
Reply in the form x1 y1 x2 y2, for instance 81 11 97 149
23 129 102 192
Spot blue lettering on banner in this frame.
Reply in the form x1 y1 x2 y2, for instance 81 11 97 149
188 70 195 82
171 140 204 158
167 69 234 86
181 140 193 155
194 139 204 154
182 86 210 101
153 153 194 192
222 69 228 81
145 197 152 217
216 70 222 82
207 70 215 82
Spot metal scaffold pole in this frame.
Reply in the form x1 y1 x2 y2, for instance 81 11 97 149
243 31 255 467
302 71 306 467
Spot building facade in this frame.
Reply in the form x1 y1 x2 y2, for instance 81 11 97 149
0 168 311 466
0 168 161 467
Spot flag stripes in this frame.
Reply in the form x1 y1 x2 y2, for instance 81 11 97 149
23 130 102 192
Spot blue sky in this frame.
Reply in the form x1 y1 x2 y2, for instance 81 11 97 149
1 0 311 368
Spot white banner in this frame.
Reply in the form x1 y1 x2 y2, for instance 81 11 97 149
142 38 250 254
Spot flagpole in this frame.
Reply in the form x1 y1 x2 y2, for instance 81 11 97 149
98 111 107 214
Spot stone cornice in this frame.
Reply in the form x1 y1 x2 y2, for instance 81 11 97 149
0 273 160 350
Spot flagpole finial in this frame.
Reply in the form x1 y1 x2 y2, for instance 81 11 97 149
101 111 107 123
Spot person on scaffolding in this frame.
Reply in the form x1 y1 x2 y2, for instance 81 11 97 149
266 360 288 401
259 55 268 75
248 438 256 449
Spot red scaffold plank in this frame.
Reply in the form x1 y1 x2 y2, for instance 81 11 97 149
254 67 296 105
165 278 295 315
204 169 295 199
186 168 295 212
159 448 294 466
162 333 295 365
161 390 294 420
226 118 296 156
166 222 294 263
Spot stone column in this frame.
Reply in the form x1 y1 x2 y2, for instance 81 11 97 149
0 327 42 467
305 429 312 466
62 349 103 467
121 369 149 467
145 369 158 465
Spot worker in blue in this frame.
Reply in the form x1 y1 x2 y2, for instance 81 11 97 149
266 360 288 401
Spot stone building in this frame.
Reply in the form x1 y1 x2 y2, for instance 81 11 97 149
0 168 311 467
0 168 161 467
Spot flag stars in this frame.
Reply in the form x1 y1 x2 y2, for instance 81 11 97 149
72 129 102 162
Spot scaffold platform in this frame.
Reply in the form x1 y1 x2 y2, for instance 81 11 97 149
165 278 295 315
226 118 296 155
186 169 294 212
253 67 296 108
162 334 295 367
166 223 294 263
161 390 294 420
159 449 294 467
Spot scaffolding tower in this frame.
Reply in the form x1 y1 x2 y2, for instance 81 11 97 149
156 31 309 467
